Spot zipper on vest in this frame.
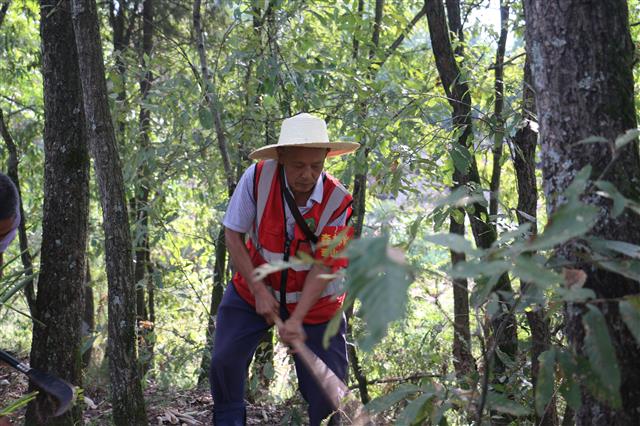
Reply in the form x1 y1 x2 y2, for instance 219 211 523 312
279 237 291 319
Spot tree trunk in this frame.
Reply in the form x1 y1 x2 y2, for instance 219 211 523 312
71 0 148 423
489 0 509 218
193 0 238 387
83 262 95 369
25 1 89 423
525 1 640 424
450 211 475 379
108 0 132 141
425 0 518 391
197 227 226 386
511 54 557 426
135 0 155 375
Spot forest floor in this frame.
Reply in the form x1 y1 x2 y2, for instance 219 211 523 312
0 360 302 425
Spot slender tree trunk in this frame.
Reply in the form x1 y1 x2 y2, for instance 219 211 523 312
511 54 557 426
25 2 89 423
425 2 518 422
525 1 640 424
450 211 475 379
108 0 131 141
0 0 11 28
135 0 154 375
346 0 386 405
83 262 95 369
193 0 239 387
0 109 35 314
489 0 509 218
71 0 147 423
352 0 364 60
197 227 226 386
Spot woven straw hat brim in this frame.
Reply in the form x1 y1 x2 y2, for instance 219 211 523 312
248 141 360 160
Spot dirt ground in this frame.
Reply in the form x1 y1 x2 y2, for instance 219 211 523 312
0 360 302 425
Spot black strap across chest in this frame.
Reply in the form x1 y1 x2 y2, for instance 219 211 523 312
279 165 319 244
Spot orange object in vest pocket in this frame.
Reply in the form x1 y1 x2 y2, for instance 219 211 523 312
316 226 353 266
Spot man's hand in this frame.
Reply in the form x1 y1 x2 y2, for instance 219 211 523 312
252 283 279 325
277 316 306 348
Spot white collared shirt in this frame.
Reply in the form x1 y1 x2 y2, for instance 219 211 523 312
223 164 347 238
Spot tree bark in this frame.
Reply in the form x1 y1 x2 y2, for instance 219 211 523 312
71 0 148 423
525 1 640 424
25 1 89 423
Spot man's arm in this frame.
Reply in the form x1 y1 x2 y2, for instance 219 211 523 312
278 263 333 345
225 227 280 324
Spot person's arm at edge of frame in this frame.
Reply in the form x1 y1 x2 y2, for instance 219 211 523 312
224 227 280 324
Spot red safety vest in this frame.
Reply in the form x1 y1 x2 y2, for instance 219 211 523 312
232 160 354 324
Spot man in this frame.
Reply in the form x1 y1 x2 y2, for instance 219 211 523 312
210 113 359 425
0 172 19 425
0 172 20 275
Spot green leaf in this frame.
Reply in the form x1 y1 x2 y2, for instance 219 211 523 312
597 259 640 283
198 106 213 130
449 144 472 174
595 180 628 218
366 383 422 413
424 233 478 256
583 305 621 405
450 260 510 279
404 215 424 249
588 238 640 259
557 349 581 410
576 135 608 145
337 236 413 350
395 391 436 426
526 203 599 251
536 349 556 416
431 187 486 209
470 275 500 308
619 298 640 344
0 392 39 416
487 391 530 417
614 128 639 149
563 166 592 204
512 255 561 289
555 286 596 303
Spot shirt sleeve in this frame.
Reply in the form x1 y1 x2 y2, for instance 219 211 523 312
222 164 256 233
0 209 20 253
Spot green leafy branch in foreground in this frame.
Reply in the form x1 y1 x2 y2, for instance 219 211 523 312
0 392 38 417
336 166 640 424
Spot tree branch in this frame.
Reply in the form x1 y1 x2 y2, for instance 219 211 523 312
0 0 11 30
193 0 234 196
374 2 428 70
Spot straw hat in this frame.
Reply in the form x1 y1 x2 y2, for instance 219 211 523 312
248 113 360 160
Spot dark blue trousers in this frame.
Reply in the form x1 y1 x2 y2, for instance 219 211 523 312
210 284 348 426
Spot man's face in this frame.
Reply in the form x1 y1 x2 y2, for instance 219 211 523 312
278 147 328 196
